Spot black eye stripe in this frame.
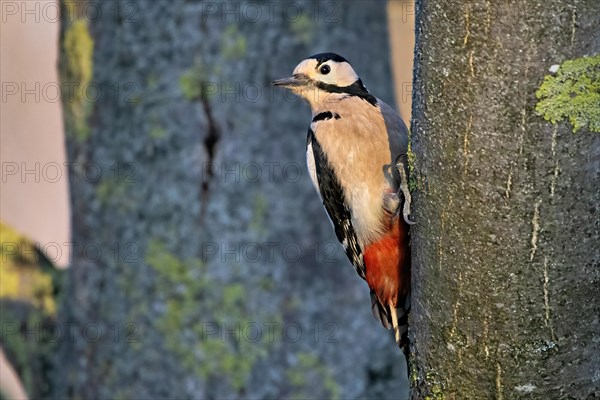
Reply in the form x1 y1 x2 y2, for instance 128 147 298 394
320 64 331 75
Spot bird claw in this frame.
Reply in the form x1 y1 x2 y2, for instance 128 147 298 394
395 158 416 225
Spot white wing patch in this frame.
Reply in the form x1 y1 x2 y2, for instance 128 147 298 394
341 238 348 250
307 140 335 231
306 142 321 199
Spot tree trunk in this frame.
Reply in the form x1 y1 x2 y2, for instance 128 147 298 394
55 1 408 398
410 0 599 398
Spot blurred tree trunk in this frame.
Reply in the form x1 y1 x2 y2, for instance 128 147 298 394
410 0 599 398
55 1 409 398
0 347 29 400
387 0 415 126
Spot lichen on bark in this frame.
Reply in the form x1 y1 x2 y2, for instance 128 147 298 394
61 19 94 141
535 54 600 133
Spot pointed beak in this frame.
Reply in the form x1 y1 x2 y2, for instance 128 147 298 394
271 74 309 88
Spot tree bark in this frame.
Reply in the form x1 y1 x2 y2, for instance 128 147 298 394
410 0 599 398
56 1 408 398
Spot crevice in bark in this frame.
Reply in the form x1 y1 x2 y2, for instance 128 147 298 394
200 97 221 222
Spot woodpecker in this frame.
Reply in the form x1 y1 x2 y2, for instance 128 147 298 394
273 53 413 355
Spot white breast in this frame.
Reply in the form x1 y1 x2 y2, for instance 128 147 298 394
307 98 404 247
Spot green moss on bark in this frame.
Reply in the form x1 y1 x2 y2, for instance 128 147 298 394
286 352 341 400
0 223 62 398
221 25 247 59
535 54 600 133
146 240 280 392
62 19 94 140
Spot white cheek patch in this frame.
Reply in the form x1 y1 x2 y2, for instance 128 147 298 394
319 62 359 87
293 59 359 88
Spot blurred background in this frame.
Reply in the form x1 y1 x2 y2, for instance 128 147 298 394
1 1 415 398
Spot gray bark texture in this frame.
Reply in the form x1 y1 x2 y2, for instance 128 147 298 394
55 1 408 398
410 0 599 398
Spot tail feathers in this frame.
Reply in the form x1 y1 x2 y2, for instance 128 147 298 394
396 306 410 357
370 290 391 329
370 291 411 357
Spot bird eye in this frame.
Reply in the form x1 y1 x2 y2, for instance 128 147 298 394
320 65 331 75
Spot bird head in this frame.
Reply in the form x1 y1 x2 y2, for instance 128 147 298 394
272 53 366 109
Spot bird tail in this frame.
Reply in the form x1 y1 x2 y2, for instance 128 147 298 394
396 296 410 357
370 291 411 357
370 290 392 329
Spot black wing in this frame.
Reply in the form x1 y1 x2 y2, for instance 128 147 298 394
308 128 366 281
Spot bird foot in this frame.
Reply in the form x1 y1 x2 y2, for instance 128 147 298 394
395 158 415 225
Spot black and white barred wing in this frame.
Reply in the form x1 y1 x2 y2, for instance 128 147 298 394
306 128 366 281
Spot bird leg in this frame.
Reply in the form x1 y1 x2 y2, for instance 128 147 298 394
395 158 415 225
